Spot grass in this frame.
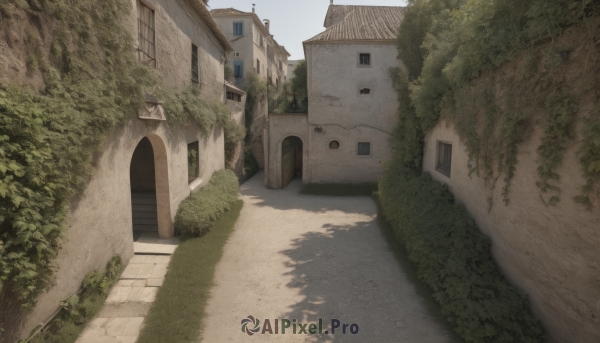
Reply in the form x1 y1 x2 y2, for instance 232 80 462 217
300 182 378 196
28 257 125 343
137 200 244 343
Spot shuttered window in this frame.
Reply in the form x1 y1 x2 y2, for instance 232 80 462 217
137 1 156 68
233 61 244 78
233 22 243 35
436 142 452 177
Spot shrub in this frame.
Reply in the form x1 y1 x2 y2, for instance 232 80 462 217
174 170 239 236
378 159 545 343
243 146 259 180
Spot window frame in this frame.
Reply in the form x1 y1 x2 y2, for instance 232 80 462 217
191 43 199 85
137 0 156 68
359 88 371 95
435 141 452 177
233 61 244 78
357 142 372 157
329 140 341 150
233 21 244 36
358 53 371 67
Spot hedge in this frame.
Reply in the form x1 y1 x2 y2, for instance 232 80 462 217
378 159 545 343
174 170 239 236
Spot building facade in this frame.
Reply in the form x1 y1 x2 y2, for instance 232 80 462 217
18 0 240 337
265 4 405 188
211 6 290 169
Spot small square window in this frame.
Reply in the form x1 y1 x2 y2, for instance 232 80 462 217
187 141 199 183
360 88 371 95
436 142 452 177
359 53 371 66
357 142 371 156
233 22 244 35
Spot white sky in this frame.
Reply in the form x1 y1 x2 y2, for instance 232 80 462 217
208 0 408 60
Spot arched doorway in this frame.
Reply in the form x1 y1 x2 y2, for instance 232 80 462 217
130 136 173 238
282 136 303 189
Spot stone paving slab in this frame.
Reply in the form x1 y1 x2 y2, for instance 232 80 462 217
75 240 175 343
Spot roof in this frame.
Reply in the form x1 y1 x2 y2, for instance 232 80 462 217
186 0 233 51
225 81 246 95
211 7 291 57
305 5 405 43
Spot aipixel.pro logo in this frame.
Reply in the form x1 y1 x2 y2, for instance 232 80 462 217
240 315 359 336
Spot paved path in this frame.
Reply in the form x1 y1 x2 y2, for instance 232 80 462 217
201 173 455 343
75 234 179 343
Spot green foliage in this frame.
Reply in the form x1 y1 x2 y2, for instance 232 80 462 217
223 119 246 164
243 70 267 142
290 60 307 94
378 160 545 343
174 170 239 236
243 146 259 180
0 0 244 336
28 256 124 343
394 0 600 206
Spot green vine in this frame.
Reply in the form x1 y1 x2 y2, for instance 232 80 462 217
393 0 600 209
0 0 244 339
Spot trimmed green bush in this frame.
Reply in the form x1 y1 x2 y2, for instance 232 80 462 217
175 170 239 236
378 159 545 343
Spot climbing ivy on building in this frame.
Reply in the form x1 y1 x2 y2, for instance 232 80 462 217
0 0 244 339
392 0 600 206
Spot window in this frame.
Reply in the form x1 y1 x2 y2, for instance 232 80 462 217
259 35 264 47
187 141 199 183
357 142 371 156
279 60 283 71
329 141 340 150
233 51 240 58
359 53 371 66
360 88 371 95
137 0 156 68
227 92 241 102
256 59 260 74
233 22 243 35
233 61 243 78
191 44 199 85
436 142 452 177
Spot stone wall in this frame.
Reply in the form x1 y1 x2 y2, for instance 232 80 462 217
304 42 399 183
20 0 229 337
424 120 600 343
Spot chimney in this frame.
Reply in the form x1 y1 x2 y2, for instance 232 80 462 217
330 0 333 4
263 19 270 32
252 3 255 13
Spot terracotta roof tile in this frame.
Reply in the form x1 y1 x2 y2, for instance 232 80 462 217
305 5 405 43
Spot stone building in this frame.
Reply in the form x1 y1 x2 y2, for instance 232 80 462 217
265 3 405 188
15 0 244 337
211 6 290 169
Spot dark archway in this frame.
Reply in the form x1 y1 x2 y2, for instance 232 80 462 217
130 137 158 236
282 136 303 189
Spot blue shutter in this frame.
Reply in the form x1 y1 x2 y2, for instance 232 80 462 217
233 61 243 78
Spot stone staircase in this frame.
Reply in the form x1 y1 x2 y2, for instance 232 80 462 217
131 191 158 232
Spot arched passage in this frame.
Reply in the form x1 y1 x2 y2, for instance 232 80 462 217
130 135 173 238
282 136 303 189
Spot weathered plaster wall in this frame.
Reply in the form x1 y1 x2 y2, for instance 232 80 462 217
23 119 225 337
129 0 226 99
21 0 228 337
305 42 399 183
424 120 600 343
267 114 309 188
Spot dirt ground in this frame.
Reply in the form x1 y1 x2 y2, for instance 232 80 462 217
200 172 456 343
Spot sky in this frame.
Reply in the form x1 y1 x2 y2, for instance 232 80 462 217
207 0 408 60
